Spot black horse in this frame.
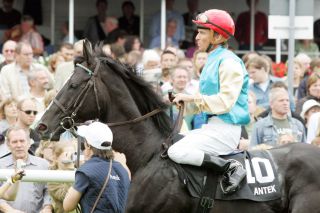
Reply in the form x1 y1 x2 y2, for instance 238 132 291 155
37 41 320 213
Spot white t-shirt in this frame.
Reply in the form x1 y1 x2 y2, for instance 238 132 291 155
258 80 269 92
307 112 320 144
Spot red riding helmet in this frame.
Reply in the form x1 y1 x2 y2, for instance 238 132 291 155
193 9 235 39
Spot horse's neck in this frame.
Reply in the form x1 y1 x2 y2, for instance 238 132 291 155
104 80 169 175
112 120 165 175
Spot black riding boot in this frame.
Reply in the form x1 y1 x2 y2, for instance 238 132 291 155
201 154 246 195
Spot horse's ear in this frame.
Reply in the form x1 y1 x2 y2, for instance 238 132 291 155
83 39 94 65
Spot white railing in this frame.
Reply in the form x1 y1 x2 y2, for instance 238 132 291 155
0 169 75 183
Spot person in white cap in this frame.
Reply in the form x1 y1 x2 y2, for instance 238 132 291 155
63 121 130 213
300 99 320 127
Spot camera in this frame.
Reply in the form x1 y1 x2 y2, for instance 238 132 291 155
16 159 26 170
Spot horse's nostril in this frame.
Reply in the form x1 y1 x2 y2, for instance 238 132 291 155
37 123 47 132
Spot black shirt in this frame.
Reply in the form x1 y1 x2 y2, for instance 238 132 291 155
0 8 21 29
118 15 140 36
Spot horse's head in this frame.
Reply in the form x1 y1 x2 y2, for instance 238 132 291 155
37 40 107 140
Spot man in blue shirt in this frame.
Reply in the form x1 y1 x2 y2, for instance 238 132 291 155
0 126 52 212
250 87 306 148
149 0 185 44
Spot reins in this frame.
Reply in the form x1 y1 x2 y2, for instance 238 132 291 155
161 102 185 158
106 108 163 127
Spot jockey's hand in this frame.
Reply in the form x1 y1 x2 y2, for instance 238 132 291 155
172 93 194 107
239 138 249 151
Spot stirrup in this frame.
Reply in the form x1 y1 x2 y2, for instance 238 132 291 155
220 179 240 195
220 160 246 195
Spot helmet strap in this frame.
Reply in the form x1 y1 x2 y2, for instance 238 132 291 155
206 30 216 53
206 44 213 53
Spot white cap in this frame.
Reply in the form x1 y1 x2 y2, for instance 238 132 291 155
77 122 113 150
300 99 320 119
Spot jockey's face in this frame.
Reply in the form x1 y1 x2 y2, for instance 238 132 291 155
195 28 211 52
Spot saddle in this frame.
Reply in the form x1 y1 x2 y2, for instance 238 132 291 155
172 147 281 212
164 130 281 212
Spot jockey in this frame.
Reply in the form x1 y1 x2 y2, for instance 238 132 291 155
168 9 250 194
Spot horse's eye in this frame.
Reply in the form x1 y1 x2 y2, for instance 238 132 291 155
70 83 78 89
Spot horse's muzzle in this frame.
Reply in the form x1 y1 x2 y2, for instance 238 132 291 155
37 123 48 132
36 123 51 140
36 123 59 141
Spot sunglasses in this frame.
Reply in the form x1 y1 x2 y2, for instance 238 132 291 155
195 13 233 37
21 110 38 115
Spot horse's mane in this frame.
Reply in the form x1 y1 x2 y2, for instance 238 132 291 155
86 48 173 137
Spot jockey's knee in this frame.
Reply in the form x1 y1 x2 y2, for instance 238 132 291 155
168 144 189 164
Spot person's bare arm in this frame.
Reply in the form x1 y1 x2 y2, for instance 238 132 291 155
0 170 25 201
0 182 20 201
63 187 82 212
114 152 131 180
39 204 53 213
0 201 25 213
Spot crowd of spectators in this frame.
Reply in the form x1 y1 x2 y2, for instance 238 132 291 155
0 0 320 212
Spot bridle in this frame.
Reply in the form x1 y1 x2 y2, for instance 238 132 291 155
52 60 163 132
53 60 102 132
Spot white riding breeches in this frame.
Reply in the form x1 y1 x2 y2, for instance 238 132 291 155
168 116 241 166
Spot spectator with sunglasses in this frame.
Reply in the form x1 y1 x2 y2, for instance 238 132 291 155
167 9 250 195
2 98 41 156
